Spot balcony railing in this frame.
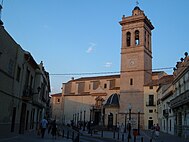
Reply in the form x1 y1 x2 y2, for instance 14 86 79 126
170 90 189 109
146 101 156 106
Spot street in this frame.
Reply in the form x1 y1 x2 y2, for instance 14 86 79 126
1 129 189 142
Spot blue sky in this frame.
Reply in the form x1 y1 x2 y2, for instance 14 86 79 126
2 0 189 94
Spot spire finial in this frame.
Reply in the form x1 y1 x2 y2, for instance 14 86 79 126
136 0 139 6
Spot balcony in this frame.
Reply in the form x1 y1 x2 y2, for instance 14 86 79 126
170 90 189 109
146 101 156 106
22 86 41 101
22 87 32 101
163 109 169 118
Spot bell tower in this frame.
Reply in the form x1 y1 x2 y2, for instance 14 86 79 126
119 6 154 116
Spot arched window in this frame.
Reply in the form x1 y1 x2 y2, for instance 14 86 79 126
135 30 140 45
126 32 131 47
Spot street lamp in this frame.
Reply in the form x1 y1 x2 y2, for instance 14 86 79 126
115 113 118 129
124 110 127 133
77 112 79 128
80 110 82 129
88 108 92 134
128 104 132 139
138 109 140 135
83 109 86 131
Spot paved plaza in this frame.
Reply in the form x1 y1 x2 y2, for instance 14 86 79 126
1 128 189 142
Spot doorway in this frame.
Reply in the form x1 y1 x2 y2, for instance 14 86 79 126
19 103 27 134
148 120 153 129
11 107 16 132
108 113 113 129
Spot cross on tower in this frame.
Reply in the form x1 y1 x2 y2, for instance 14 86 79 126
136 0 139 6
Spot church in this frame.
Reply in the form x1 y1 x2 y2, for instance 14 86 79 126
58 6 171 131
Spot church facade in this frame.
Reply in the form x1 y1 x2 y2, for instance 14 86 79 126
60 6 164 130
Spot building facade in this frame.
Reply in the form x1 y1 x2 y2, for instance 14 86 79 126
0 21 51 136
62 75 120 127
170 52 189 137
156 75 174 135
50 93 63 123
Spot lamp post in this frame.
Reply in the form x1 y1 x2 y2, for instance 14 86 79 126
115 113 118 129
77 112 79 128
83 109 86 131
88 108 92 134
74 113 77 126
138 109 140 135
128 104 132 139
124 111 127 133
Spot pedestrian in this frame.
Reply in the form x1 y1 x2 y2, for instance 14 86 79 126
116 122 120 131
120 123 125 134
40 117 48 138
155 123 160 137
51 120 57 139
151 124 156 139
48 120 52 134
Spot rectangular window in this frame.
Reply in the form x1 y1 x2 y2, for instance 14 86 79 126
104 84 107 88
30 75 33 88
16 66 21 81
149 109 153 113
130 78 133 85
25 69 30 88
109 79 115 89
57 98 60 103
93 81 100 90
78 82 85 94
149 95 154 106
64 82 71 95
8 59 14 75
149 86 153 89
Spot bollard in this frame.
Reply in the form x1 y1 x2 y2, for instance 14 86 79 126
141 137 143 142
101 130 103 137
113 130 115 139
127 137 130 142
67 131 69 139
72 131 74 140
91 129 92 136
118 131 120 140
74 133 80 142
77 133 80 142
134 136 136 142
62 129 64 138
122 134 124 142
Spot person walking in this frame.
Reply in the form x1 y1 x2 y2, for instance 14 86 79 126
40 117 48 138
155 123 160 137
120 123 125 134
51 120 57 139
151 124 156 139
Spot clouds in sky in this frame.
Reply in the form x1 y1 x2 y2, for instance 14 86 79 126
85 42 113 68
86 42 96 53
104 62 113 68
